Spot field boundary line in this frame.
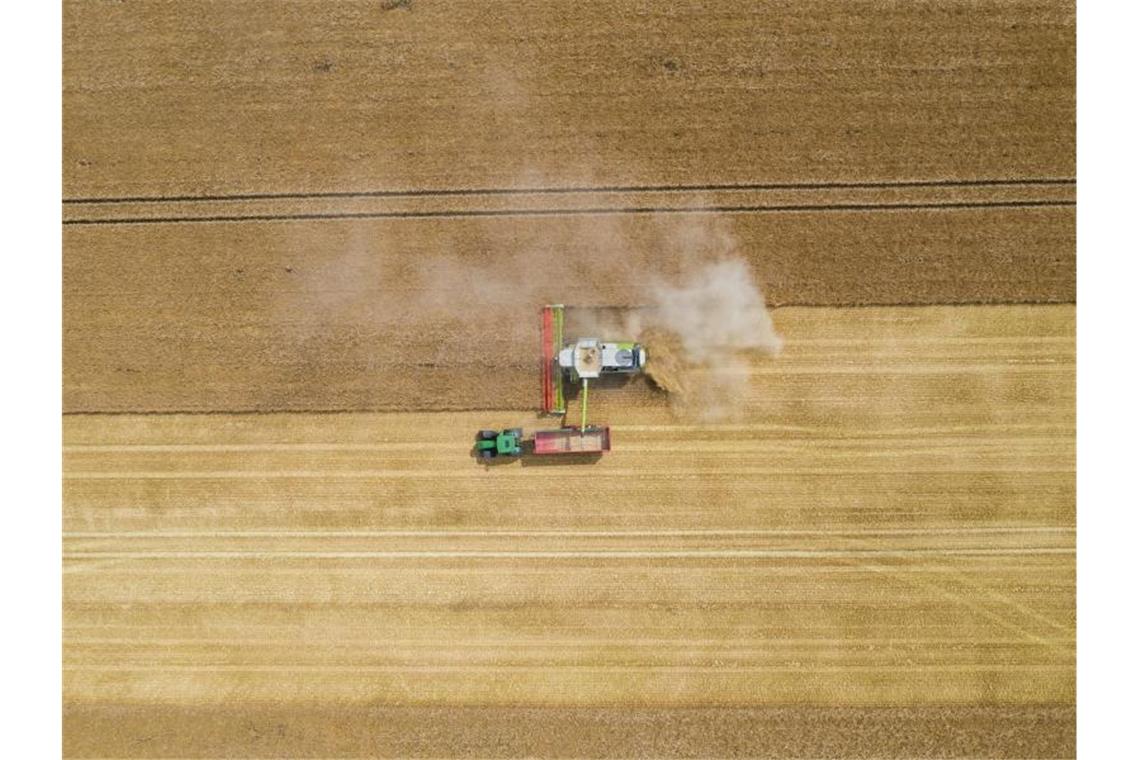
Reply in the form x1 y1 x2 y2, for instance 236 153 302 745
64 177 1076 205
63 200 1075 226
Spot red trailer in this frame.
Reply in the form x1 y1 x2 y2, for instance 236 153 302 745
532 426 611 455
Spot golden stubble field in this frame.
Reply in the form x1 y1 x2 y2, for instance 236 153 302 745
63 305 1075 756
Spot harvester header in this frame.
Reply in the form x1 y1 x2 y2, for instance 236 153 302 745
541 304 566 414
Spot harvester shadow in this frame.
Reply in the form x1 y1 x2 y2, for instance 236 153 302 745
559 372 635 403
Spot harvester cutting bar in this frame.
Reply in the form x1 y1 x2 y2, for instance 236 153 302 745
541 304 566 414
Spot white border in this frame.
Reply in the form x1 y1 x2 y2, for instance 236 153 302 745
1 3 62 754
1077 3 1140 756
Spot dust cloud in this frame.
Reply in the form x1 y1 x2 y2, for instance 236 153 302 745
282 209 781 417
626 257 783 421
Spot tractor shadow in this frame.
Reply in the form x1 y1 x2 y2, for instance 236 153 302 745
469 449 520 467
469 441 522 467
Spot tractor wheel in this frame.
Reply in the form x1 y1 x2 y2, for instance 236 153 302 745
508 428 524 440
479 449 494 459
477 430 499 440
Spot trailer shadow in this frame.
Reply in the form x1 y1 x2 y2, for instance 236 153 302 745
519 452 604 467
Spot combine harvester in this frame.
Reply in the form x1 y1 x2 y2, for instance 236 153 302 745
475 305 645 460
541 304 647 419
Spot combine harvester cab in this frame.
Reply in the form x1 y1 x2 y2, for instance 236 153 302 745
533 426 611 455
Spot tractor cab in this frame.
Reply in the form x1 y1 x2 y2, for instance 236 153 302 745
475 428 523 459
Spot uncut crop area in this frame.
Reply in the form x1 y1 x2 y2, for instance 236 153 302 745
63 2 1075 758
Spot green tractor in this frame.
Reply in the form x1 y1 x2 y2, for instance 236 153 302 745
475 428 523 460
